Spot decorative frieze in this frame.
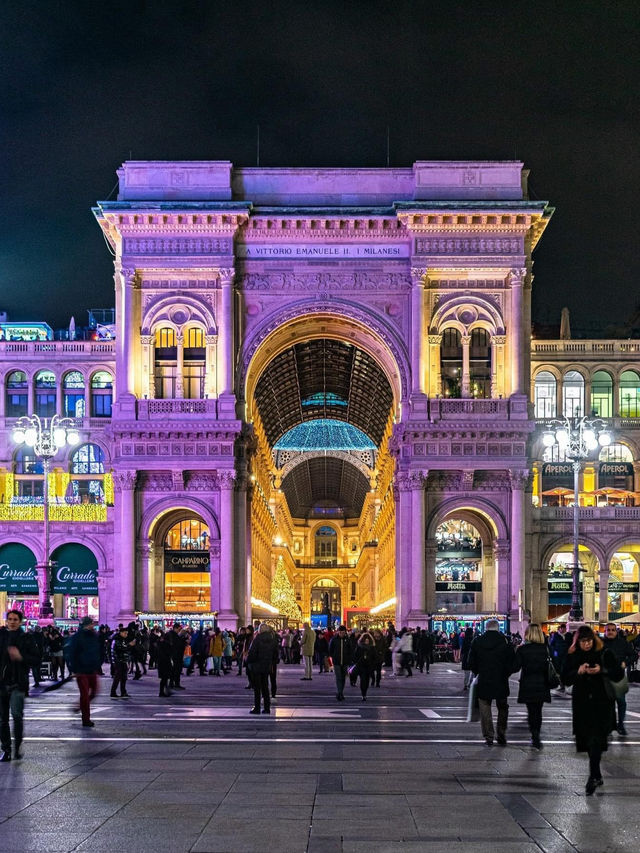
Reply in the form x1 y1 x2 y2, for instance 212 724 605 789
416 237 521 254
123 237 232 255
239 272 411 292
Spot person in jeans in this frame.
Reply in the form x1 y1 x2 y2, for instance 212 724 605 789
512 623 551 749
468 619 515 745
0 610 39 761
602 623 633 736
246 623 278 714
329 625 353 701
66 617 102 727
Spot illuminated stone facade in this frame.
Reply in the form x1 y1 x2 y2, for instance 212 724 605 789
1 160 637 629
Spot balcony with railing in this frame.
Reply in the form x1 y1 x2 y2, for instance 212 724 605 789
136 398 219 419
534 505 640 521
0 340 115 357
427 396 526 421
532 340 640 357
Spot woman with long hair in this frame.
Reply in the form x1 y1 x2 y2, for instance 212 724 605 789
512 623 551 749
562 625 622 795
353 632 377 701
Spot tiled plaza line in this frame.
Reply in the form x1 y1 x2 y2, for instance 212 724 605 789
2 663 639 852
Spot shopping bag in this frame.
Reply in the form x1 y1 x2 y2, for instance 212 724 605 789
206 656 214 672
466 675 480 723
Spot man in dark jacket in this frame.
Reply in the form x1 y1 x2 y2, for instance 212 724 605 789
549 625 571 692
110 625 134 699
468 619 516 745
246 623 278 714
65 616 102 727
603 623 633 736
329 625 353 701
1 610 39 761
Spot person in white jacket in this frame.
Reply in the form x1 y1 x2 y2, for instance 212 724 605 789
397 628 415 677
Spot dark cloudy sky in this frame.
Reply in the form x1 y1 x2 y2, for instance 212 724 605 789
1 0 638 332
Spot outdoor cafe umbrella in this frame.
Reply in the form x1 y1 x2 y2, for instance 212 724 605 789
541 487 573 496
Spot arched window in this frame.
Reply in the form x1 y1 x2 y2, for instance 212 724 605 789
315 526 338 565
154 327 177 398
542 444 569 462
67 444 106 504
35 369 56 417
562 370 584 417
469 329 491 398
165 518 210 551
183 326 205 399
534 371 557 418
63 371 85 418
164 518 211 610
6 370 28 417
619 370 640 417
591 370 613 418
440 328 462 398
90 371 113 418
599 443 633 463
13 446 43 499
71 444 105 474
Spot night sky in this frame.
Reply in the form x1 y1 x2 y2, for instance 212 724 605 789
2 1 638 334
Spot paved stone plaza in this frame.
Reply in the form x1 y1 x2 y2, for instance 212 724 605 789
0 663 638 852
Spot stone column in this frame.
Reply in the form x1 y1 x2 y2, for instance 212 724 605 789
114 470 137 617
428 335 442 397
136 540 152 611
598 569 610 623
490 335 506 398
633 462 640 494
509 268 526 395
461 334 471 398
140 335 154 399
509 469 528 619
205 334 217 398
117 266 137 400
409 472 427 618
175 333 184 399
425 542 437 615
27 378 35 416
218 471 236 625
410 268 426 395
217 267 234 390
393 471 412 625
494 538 511 615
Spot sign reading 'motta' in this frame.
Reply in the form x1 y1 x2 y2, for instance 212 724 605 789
164 551 211 573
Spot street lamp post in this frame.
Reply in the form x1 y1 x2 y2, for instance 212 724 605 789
11 415 80 619
542 415 611 621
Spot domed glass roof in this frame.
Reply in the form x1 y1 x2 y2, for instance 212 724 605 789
274 419 376 451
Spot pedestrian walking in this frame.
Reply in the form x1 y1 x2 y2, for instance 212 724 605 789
66 616 102 727
329 625 353 701
165 622 186 690
110 625 134 699
352 631 376 701
372 629 385 687
209 627 224 676
562 625 623 795
247 623 278 714
0 610 39 761
460 627 474 689
549 624 571 692
300 622 315 680
602 623 633 736
468 618 516 745
512 623 551 749
157 632 173 697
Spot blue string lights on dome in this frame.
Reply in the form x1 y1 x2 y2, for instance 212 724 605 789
274 419 376 452
301 392 348 408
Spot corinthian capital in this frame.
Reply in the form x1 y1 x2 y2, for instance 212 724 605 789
410 268 428 286
508 267 527 286
218 268 235 286
509 469 530 491
409 471 427 490
113 470 137 492
218 470 236 490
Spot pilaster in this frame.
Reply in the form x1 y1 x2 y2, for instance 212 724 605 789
114 470 137 617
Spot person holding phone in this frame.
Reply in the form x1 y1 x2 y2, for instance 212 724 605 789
562 625 622 795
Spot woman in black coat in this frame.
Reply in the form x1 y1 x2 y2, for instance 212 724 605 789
352 632 376 701
512 624 551 749
156 635 173 697
562 625 623 795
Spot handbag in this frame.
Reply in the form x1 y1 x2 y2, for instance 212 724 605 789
466 675 480 723
546 655 560 690
604 670 629 701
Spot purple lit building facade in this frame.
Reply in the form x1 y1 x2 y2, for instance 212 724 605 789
1 161 638 631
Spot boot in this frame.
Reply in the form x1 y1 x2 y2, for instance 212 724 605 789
531 731 542 750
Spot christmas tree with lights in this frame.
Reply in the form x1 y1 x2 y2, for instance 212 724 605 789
271 557 301 620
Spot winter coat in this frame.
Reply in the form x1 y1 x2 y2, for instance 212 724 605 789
315 635 329 658
111 633 133 665
353 639 376 671
328 634 353 667
0 627 40 692
398 633 414 654
301 626 315 656
156 637 173 680
602 633 634 667
165 629 187 664
460 632 474 671
66 628 101 674
246 630 278 675
210 633 224 657
468 630 515 701
562 647 622 752
222 632 233 657
513 642 552 704
549 631 571 666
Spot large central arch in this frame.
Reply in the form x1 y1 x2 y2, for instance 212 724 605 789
243 305 404 624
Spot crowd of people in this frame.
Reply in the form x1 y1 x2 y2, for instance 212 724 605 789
1 609 639 798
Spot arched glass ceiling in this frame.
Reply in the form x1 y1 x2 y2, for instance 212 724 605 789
274 419 376 452
254 338 393 447
281 456 371 520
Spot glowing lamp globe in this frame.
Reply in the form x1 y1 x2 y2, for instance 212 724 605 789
12 428 25 444
24 427 37 446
